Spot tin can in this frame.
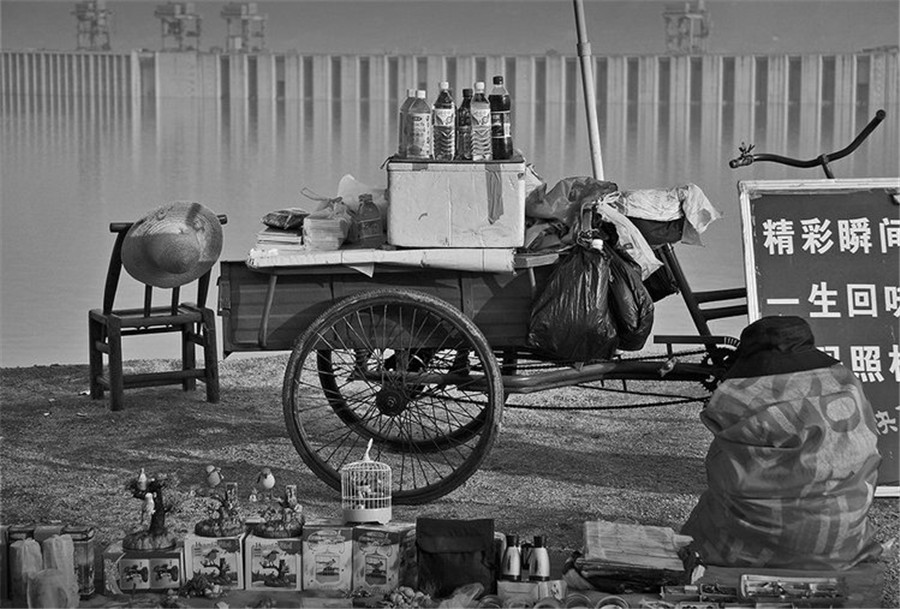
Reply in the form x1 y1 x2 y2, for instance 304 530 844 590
7 523 35 542
63 525 96 598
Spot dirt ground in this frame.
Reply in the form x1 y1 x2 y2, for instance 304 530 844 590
1 354 897 607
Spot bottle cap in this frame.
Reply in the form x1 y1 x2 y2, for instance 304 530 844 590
533 535 545 547
406 88 416 97
493 75 504 84
475 81 485 91
505 534 519 546
439 81 450 90
462 88 473 96
416 90 427 98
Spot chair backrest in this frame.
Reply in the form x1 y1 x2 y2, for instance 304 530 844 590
102 215 228 315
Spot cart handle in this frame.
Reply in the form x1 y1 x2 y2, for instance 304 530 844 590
728 109 886 178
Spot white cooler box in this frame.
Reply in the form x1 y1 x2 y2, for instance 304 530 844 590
386 160 526 248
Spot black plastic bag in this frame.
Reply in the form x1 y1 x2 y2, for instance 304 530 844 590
608 247 655 351
416 518 496 598
528 245 619 363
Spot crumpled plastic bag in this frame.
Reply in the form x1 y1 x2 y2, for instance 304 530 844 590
525 176 619 249
608 245 655 351
260 207 310 231
528 243 618 364
337 174 387 216
616 183 722 246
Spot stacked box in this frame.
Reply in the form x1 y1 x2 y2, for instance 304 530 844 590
386 160 527 248
244 534 303 591
183 533 245 590
301 519 353 592
113 543 183 593
352 522 417 596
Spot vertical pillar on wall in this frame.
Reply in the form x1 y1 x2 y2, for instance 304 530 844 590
340 56 361 170
799 55 822 156
636 56 660 179
368 55 389 158
545 55 565 178
698 55 722 175
732 56 755 152
669 55 691 176
605 56 627 179
282 54 299 100
312 55 330 101
832 54 857 148
514 56 535 160
426 55 444 94
256 53 275 100
765 55 789 155
456 56 476 94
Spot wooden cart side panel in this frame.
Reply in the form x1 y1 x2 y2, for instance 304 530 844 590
218 261 544 354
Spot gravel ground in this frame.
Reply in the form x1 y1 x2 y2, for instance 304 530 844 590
0 354 897 606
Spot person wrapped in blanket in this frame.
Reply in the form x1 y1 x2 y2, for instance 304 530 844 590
681 316 884 570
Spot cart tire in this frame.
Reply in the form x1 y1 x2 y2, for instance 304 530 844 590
282 288 504 504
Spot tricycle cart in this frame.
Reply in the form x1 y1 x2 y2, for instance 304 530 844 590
217 106 887 504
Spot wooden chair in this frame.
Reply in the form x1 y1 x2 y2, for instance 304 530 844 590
88 215 227 411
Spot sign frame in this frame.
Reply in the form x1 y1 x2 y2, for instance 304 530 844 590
738 177 900 496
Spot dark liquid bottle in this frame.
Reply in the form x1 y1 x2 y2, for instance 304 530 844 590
489 75 513 160
456 88 473 160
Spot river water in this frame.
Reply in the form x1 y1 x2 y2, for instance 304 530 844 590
1 92 896 367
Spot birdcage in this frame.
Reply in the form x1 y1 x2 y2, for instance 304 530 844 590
341 439 392 524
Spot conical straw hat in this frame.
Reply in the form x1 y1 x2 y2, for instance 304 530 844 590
121 202 223 288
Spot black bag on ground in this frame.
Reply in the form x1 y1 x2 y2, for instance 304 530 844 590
416 518 496 598
528 245 619 363
608 247 655 351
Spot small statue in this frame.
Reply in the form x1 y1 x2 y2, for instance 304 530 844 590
194 468 245 538
249 482 303 538
256 467 276 502
123 469 177 551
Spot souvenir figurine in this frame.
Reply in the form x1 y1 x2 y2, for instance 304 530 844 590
123 470 177 551
256 468 276 502
205 465 223 488
194 479 244 538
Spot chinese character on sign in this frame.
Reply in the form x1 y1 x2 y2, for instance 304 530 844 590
850 345 884 382
880 218 900 253
885 286 900 317
763 218 794 255
846 284 878 317
874 407 899 435
837 218 872 253
889 344 900 382
800 218 834 254
809 282 841 318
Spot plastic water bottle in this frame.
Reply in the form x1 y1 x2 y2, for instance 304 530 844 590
432 81 456 161
406 89 432 159
455 87 473 160
489 75 513 160
397 88 415 158
471 81 492 161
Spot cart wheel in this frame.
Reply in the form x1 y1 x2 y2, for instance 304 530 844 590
282 288 504 504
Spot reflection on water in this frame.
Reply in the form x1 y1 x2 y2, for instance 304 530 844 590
1 92 897 366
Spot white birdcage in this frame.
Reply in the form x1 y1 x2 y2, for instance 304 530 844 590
341 439 392 524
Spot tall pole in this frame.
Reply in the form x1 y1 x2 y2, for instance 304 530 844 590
573 0 605 180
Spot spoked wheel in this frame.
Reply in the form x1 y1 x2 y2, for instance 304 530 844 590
282 288 504 504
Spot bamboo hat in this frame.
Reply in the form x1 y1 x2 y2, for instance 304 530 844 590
121 202 223 288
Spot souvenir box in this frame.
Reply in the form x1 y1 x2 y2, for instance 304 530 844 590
302 519 353 592
244 533 303 591
105 541 183 593
183 533 245 590
386 159 526 248
352 522 416 596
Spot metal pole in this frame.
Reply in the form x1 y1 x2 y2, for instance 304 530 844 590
573 0 605 180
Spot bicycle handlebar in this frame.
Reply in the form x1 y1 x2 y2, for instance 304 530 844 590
728 109 886 177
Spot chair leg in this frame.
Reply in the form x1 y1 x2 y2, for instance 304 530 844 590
107 319 125 411
182 323 197 392
201 309 220 404
88 315 105 399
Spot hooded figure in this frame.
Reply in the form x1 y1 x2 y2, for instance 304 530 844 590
682 316 883 570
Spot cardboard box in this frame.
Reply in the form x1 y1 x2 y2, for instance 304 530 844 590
183 533 245 590
497 579 567 605
302 519 353 592
244 534 303 590
110 542 183 593
352 522 416 596
386 160 526 248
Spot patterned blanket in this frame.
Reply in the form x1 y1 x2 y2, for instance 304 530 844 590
682 364 883 569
